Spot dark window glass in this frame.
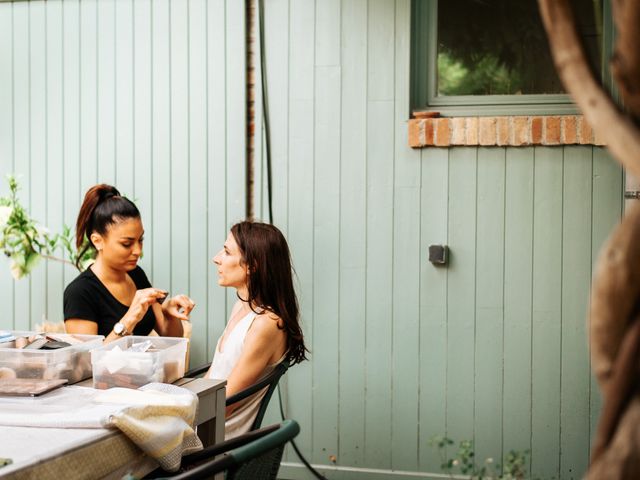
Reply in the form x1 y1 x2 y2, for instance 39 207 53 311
436 0 602 96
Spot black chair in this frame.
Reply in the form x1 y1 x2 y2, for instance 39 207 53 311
151 419 300 480
186 361 289 432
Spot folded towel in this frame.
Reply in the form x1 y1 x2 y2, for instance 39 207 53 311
101 383 203 471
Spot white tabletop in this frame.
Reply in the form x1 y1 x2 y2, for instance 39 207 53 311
0 377 226 480
1 427 113 472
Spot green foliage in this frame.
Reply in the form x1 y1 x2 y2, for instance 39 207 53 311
0 175 93 279
434 0 602 97
429 435 530 480
59 224 96 272
438 52 523 96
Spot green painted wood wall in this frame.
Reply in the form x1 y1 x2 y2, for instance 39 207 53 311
0 1 624 479
0 0 246 367
252 1 623 479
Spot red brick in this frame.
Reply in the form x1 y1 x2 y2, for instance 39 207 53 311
531 117 543 144
434 118 451 146
450 117 466 145
408 120 423 148
579 117 594 144
465 117 479 145
409 114 604 149
511 116 529 146
413 110 441 119
545 116 561 145
496 117 509 145
479 117 497 146
562 116 577 144
424 119 435 146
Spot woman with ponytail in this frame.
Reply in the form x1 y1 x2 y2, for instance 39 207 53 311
206 221 307 438
64 184 195 342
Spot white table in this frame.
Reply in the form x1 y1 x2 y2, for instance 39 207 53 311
0 377 226 480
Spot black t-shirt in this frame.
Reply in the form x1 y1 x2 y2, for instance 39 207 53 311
63 266 156 337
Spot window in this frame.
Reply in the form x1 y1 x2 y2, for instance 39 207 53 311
411 0 613 116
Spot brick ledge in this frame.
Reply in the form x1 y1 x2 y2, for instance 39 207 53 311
408 115 605 148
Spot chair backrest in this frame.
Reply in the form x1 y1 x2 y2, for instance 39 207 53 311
184 362 210 378
163 419 300 480
185 360 289 431
225 361 288 431
226 419 299 480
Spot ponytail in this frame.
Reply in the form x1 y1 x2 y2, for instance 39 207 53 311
75 184 140 268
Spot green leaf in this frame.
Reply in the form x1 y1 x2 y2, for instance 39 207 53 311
24 251 41 274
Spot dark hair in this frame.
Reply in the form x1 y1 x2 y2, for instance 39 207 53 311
231 221 308 365
75 184 140 268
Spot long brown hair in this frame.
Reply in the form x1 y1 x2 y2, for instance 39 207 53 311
75 184 140 268
231 221 308 365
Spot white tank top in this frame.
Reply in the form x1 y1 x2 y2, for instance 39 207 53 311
206 310 285 439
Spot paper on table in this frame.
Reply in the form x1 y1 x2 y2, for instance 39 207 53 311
99 345 155 375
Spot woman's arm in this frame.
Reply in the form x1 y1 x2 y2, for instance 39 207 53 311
65 318 133 344
153 294 195 337
152 302 183 337
64 319 98 335
66 287 168 343
223 314 287 416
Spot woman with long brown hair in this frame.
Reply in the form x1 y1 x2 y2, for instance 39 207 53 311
206 221 307 438
64 184 195 342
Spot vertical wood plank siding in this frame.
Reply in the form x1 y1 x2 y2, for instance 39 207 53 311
474 147 505 467
337 0 368 469
12 2 31 332
0 0 245 369
531 147 564 478
0 2 14 325
0 1 623 479
392 0 420 472
255 1 623 479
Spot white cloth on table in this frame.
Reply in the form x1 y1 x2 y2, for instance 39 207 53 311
0 383 202 472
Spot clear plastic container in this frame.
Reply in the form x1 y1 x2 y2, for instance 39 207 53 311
0 331 105 384
91 336 188 389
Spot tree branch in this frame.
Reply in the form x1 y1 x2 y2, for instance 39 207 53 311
537 0 640 179
611 0 640 118
40 254 77 269
588 202 640 383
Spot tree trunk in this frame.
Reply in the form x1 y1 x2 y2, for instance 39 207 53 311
538 1 640 477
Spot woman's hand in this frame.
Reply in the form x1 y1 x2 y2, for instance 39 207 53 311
162 294 196 321
122 288 168 330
